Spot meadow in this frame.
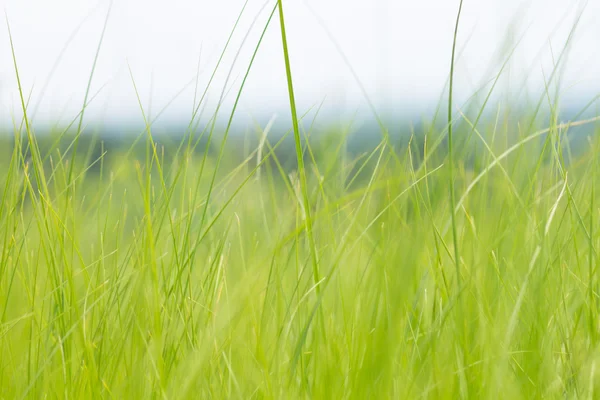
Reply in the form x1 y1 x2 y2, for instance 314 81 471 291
2 1 600 398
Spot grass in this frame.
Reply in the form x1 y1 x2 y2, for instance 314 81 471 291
2 1 600 398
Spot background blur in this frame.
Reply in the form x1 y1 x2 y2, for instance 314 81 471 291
1 0 599 131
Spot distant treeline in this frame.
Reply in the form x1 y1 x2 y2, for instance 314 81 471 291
0 111 596 183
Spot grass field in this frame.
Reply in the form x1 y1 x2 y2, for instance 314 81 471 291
2 1 600 398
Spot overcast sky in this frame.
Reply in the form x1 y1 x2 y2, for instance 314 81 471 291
1 0 598 130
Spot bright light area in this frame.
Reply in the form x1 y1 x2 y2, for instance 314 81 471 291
1 0 598 126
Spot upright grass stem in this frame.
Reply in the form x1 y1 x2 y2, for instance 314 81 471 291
447 3 468 395
277 0 321 294
448 0 464 288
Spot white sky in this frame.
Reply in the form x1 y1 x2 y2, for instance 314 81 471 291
1 0 599 129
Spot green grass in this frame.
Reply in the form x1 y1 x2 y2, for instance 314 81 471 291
3 2 600 399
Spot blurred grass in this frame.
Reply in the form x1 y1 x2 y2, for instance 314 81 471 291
2 100 600 399
3 1 600 399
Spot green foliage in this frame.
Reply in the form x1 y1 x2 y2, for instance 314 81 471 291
2 105 600 398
